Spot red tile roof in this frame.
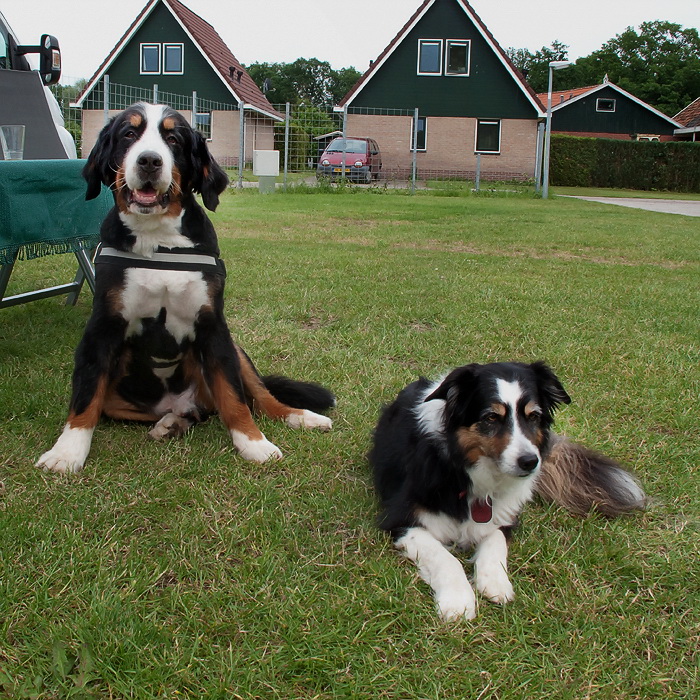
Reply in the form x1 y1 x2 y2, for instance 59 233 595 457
674 97 700 128
76 0 280 118
536 85 600 108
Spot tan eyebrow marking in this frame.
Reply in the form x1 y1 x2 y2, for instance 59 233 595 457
491 403 507 417
524 401 541 416
129 113 142 127
162 117 176 130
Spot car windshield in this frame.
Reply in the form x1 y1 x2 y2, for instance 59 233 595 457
325 138 366 154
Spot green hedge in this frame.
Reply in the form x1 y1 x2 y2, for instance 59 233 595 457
550 135 700 193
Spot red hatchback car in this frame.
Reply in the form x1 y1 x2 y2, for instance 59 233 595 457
316 137 382 183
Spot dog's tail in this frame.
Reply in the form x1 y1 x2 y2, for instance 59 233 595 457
536 435 646 517
261 375 336 414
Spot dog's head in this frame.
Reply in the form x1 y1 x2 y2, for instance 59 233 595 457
424 361 571 478
83 102 228 215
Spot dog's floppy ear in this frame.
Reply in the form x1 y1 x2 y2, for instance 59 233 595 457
424 364 480 403
83 116 117 200
530 361 571 418
191 129 229 211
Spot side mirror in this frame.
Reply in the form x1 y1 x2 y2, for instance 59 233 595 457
39 35 61 86
15 34 61 86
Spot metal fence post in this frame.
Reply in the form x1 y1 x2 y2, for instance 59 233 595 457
153 84 158 104
534 122 545 193
191 91 197 127
411 108 419 194
475 153 481 192
103 75 110 125
341 105 348 180
238 101 245 189
284 102 290 191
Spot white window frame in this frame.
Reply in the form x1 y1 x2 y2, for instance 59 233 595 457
417 39 443 75
195 111 211 140
474 119 501 155
596 98 616 113
445 40 470 76
140 43 161 75
411 115 427 152
163 43 184 75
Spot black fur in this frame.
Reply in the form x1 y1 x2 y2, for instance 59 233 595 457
37 103 334 474
368 361 645 620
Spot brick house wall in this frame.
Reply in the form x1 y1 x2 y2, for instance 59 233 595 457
346 113 539 180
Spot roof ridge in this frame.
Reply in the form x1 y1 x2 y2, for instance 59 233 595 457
339 0 542 112
74 0 281 118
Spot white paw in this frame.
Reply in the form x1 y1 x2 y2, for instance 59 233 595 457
36 425 93 474
476 567 515 605
36 449 85 474
284 410 332 431
435 586 477 621
231 431 283 462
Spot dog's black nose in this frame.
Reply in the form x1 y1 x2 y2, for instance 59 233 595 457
136 151 163 173
517 454 540 473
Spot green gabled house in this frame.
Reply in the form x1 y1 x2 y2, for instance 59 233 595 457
74 0 281 164
338 0 544 179
536 80 683 141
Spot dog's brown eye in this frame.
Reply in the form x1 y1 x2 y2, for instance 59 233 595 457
166 134 178 145
484 412 500 423
124 129 137 140
527 411 542 423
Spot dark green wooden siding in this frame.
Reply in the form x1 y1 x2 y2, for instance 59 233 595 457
83 3 234 108
552 86 676 136
350 0 537 119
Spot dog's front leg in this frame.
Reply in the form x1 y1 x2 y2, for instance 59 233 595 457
197 324 282 463
396 527 477 621
36 318 124 474
473 527 515 604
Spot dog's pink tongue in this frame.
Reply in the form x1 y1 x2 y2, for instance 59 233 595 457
133 187 158 205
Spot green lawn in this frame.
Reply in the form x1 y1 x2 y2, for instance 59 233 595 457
1 190 698 699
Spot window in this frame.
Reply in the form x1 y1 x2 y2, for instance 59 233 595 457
445 40 470 75
475 119 500 154
411 116 427 151
163 43 183 74
140 44 160 74
140 43 184 75
418 40 442 75
596 98 616 112
0 32 7 69
195 112 211 139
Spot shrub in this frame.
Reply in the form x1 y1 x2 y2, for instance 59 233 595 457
550 135 700 192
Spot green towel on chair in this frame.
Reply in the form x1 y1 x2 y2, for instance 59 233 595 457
0 159 112 265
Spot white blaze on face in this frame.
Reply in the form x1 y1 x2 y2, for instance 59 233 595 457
124 104 174 195
496 378 541 475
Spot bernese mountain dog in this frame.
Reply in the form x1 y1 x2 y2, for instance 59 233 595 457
37 102 334 473
369 361 645 621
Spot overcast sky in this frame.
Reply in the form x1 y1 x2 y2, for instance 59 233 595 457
4 0 699 83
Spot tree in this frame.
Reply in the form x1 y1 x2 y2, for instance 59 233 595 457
245 59 361 107
506 41 569 94
508 21 700 116
573 21 700 116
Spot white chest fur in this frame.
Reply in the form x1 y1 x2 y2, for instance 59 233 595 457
120 268 209 343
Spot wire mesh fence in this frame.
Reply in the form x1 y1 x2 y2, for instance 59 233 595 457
52 78 538 189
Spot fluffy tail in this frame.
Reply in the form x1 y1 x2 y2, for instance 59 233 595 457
261 375 336 414
536 435 646 517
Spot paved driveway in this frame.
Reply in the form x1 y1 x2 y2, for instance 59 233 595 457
564 196 700 217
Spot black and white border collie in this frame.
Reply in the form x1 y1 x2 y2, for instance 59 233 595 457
369 361 645 621
37 103 334 474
